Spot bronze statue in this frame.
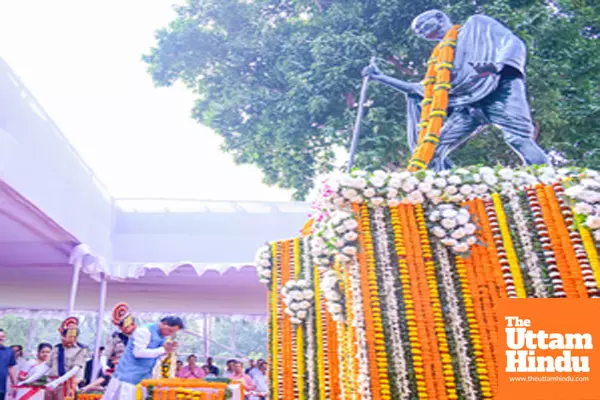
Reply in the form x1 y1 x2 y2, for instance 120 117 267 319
362 10 549 170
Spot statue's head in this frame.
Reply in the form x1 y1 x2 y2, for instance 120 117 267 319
411 10 452 41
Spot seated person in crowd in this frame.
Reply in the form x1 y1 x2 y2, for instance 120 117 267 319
229 361 255 393
175 361 183 377
176 355 205 379
201 366 216 379
204 357 219 376
202 357 219 377
222 359 236 378
249 362 268 400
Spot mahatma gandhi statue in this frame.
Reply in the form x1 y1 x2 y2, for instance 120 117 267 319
362 10 549 170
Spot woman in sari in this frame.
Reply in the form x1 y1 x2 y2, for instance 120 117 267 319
15 343 52 400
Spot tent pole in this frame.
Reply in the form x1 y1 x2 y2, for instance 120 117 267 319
25 318 36 357
67 262 82 317
203 314 209 359
92 274 108 380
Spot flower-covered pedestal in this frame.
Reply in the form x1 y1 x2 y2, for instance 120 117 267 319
259 166 600 400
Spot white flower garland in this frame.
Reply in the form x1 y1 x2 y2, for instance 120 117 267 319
506 190 547 297
255 245 272 284
373 207 411 399
429 204 478 255
436 242 478 400
308 166 599 262
320 270 345 322
348 260 372 400
302 237 318 400
282 280 315 325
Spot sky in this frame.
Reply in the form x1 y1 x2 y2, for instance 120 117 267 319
0 0 295 202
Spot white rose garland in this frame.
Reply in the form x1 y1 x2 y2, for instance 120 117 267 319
255 245 272 284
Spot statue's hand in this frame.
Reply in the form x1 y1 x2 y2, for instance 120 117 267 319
468 62 501 77
362 62 382 78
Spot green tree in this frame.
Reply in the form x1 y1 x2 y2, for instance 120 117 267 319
144 0 599 200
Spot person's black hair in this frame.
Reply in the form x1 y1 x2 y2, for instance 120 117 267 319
160 316 185 329
0 329 4 333
99 346 105 351
187 354 197 361
37 342 52 353
12 345 23 351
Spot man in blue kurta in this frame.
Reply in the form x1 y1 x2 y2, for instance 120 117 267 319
101 316 184 400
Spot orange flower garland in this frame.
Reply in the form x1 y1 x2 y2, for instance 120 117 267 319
415 204 457 399
536 185 579 297
354 203 390 400
400 204 440 398
281 240 294 400
293 238 306 400
390 206 426 398
544 186 588 297
313 265 328 400
270 242 280 400
408 24 460 171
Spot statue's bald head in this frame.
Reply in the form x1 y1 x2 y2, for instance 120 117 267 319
411 10 452 41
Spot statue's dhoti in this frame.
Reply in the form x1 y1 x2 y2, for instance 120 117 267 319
430 72 549 170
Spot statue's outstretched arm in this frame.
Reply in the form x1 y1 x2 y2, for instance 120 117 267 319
372 75 424 97
362 62 423 97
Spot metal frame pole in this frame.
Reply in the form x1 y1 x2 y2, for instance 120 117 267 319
91 274 108 379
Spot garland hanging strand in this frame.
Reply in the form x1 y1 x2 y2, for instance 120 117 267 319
408 25 460 171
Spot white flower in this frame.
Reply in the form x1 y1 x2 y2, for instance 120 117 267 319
289 302 300 311
582 178 600 188
441 218 457 230
453 243 470 253
406 176 420 186
338 254 352 263
350 196 363 203
259 260 271 267
371 197 385 206
482 174 498 186
574 202 594 215
479 166 494 176
303 289 314 299
300 301 311 309
594 230 600 241
370 177 385 188
498 168 514 181
429 210 441 222
475 184 489 194
449 194 465 203
464 223 477 235
342 188 358 199
432 226 446 238
460 185 473 195
297 310 307 319
448 175 462 185
580 190 600 203
455 168 469 175
446 186 458 195
501 182 514 191
565 186 584 198
451 228 466 240
291 318 302 324
342 246 357 255
466 236 478 245
586 215 600 230
441 208 458 219
344 219 359 230
442 238 458 247
402 183 416 193
418 182 433 193
472 173 481 183
333 197 346 206
388 178 402 189
329 303 342 314
284 308 294 316
456 213 469 225
344 231 358 241
438 170 451 177
328 292 341 301
408 190 425 204
388 199 400 207
263 270 272 277
353 177 368 188
387 188 398 198
363 188 376 198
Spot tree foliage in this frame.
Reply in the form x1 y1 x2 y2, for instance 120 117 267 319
143 0 599 200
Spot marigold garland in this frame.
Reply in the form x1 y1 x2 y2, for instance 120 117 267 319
313 265 327 400
293 238 306 400
270 243 280 400
455 255 493 399
536 185 579 297
580 227 600 292
408 24 460 171
355 203 390 400
415 204 457 400
544 185 588 297
281 240 293 400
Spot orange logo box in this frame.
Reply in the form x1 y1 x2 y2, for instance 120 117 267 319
497 299 600 400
